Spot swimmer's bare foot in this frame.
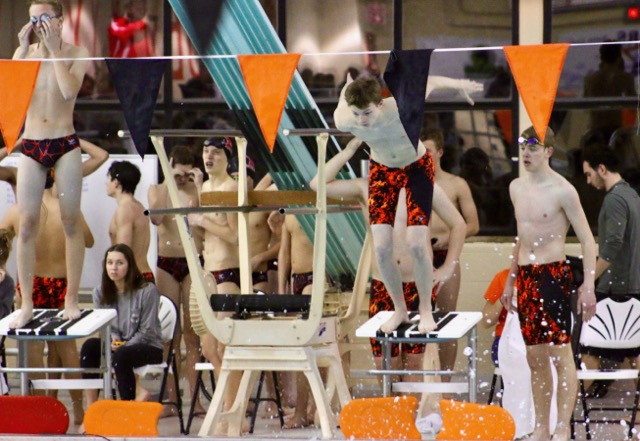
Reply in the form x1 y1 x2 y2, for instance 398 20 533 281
551 424 570 441
192 403 207 417
62 299 81 321
261 403 281 419
214 420 228 436
524 427 551 441
77 422 85 434
418 310 437 334
160 405 179 419
72 400 84 426
135 387 151 402
283 413 311 429
380 309 409 334
9 306 33 329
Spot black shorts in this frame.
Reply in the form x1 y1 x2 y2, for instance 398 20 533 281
580 292 640 361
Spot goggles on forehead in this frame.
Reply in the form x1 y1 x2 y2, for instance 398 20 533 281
30 13 60 25
518 136 545 147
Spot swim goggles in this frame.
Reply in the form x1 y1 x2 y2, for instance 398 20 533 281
517 136 545 147
30 13 60 25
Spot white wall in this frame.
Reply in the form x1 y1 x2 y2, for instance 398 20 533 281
0 154 157 291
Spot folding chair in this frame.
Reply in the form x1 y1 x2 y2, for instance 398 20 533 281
571 297 640 440
133 295 184 434
185 358 215 435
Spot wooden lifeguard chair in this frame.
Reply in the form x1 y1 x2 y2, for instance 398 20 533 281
150 132 367 438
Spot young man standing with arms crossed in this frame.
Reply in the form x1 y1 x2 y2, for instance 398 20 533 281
148 146 204 415
501 126 597 441
188 137 243 433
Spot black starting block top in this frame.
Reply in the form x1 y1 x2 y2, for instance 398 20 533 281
209 294 311 319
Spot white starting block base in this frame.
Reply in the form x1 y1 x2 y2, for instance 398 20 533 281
199 343 350 439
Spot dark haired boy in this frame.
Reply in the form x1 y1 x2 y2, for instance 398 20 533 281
107 160 154 281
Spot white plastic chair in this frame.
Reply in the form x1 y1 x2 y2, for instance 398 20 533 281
133 295 184 434
572 297 640 440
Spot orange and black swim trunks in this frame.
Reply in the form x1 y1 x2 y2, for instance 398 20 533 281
368 151 434 226
516 260 574 346
140 272 156 284
368 279 428 357
17 276 67 309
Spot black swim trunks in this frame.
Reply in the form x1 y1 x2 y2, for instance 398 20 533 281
211 268 241 287
22 134 80 169
157 256 190 283
291 272 313 295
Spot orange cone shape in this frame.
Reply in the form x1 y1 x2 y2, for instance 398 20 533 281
238 54 301 152
0 61 41 153
504 43 569 143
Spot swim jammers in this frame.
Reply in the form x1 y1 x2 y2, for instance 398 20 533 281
22 134 80 169
211 268 241 287
368 279 425 357
516 260 573 346
368 151 434 226
292 272 313 296
157 256 190 283
17 276 67 309
433 249 448 269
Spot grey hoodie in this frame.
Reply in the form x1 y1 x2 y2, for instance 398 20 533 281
92 283 163 349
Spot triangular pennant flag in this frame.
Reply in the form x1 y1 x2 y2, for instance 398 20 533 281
383 49 434 150
0 61 40 153
178 0 224 54
238 54 301 152
503 44 569 142
106 59 169 157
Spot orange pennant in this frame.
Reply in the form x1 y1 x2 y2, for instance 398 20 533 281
503 44 569 143
238 54 301 152
0 61 40 153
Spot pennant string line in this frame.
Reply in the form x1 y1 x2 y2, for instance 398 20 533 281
15 39 640 63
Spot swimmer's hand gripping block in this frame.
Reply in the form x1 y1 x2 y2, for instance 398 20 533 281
0 395 69 434
436 399 515 441
339 396 421 440
84 400 162 437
